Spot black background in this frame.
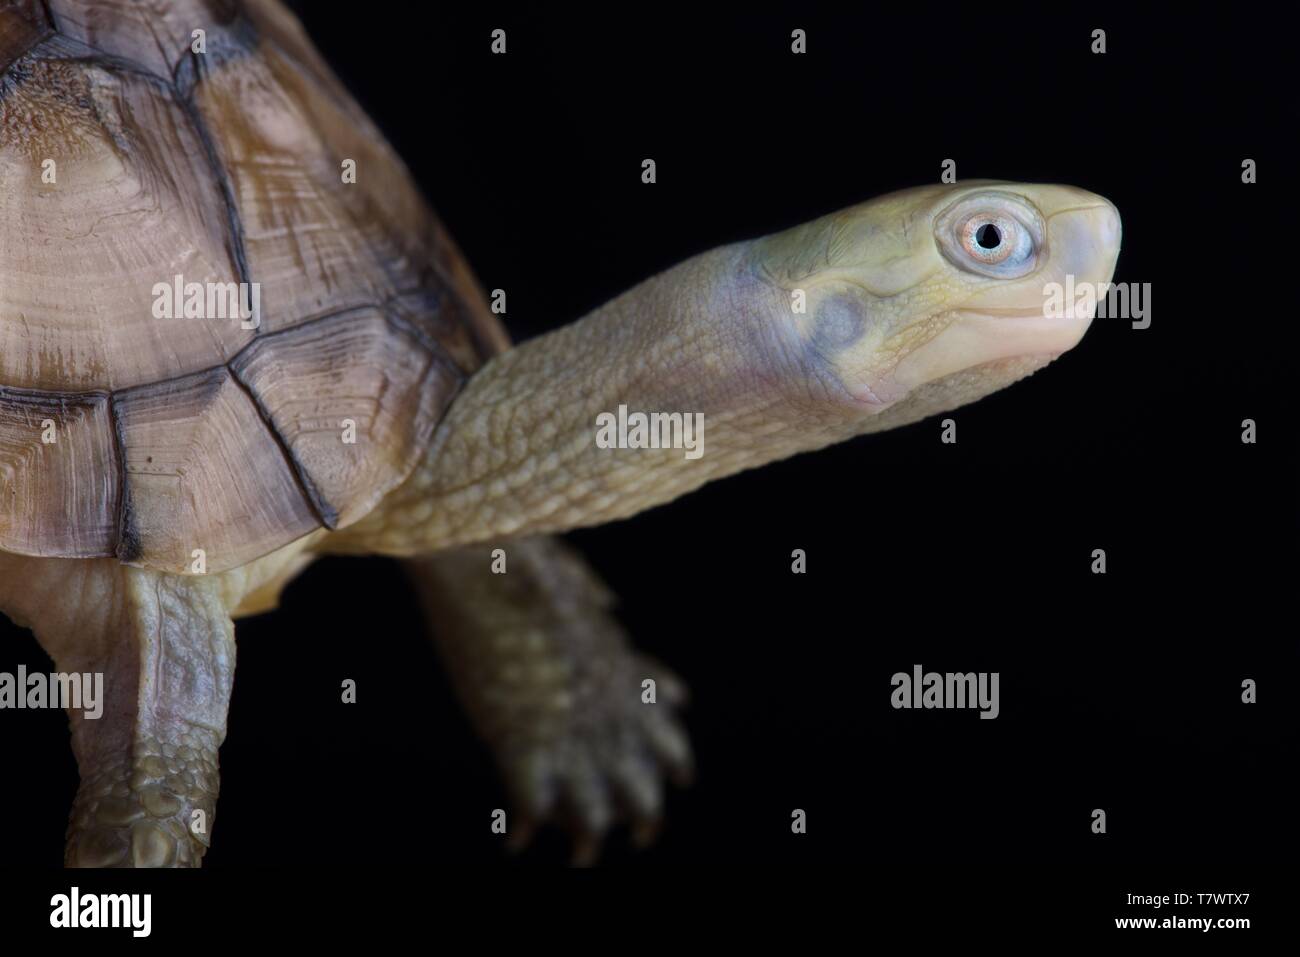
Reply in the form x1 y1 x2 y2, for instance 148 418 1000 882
0 1 1293 937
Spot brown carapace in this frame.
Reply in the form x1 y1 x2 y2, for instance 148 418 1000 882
0 0 505 573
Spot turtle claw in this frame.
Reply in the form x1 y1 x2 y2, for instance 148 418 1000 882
404 539 693 864
495 655 692 864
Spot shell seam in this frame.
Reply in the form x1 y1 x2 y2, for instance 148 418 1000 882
0 290 434 401
106 392 141 564
226 364 338 531
0 27 53 87
172 64 254 296
0 291 456 565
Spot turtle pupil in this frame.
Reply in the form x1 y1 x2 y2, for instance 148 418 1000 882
975 223 1001 249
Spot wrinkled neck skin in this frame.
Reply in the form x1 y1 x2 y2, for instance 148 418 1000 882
349 237 1048 554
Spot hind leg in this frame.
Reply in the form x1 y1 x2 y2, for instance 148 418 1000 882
404 536 692 865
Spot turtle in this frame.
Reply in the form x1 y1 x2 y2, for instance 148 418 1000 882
0 0 1121 868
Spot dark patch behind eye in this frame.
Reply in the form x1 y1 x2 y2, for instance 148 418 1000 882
810 294 866 355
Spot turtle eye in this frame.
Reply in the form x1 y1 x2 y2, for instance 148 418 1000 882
959 215 1021 265
935 193 1044 279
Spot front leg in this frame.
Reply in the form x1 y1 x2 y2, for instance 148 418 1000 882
0 545 316 867
0 556 236 867
404 537 692 864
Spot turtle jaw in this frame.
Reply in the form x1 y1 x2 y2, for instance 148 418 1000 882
889 305 1093 397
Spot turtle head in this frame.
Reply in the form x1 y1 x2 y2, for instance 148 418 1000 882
749 181 1121 426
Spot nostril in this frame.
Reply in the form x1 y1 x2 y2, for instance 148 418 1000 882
1098 202 1122 248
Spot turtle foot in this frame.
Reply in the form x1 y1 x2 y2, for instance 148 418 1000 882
497 652 693 866
66 727 220 868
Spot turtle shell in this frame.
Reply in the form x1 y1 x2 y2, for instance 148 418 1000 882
0 0 507 573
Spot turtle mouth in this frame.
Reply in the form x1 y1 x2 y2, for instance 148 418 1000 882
889 306 1092 394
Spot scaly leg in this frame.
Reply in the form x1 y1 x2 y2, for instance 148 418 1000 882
0 545 314 867
404 536 692 864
